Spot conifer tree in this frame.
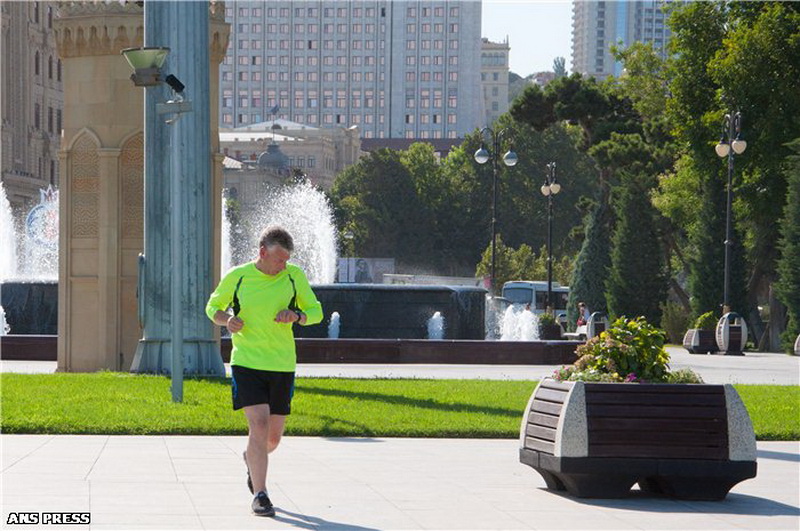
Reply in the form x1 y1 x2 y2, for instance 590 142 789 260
567 201 613 327
775 139 800 352
606 174 667 324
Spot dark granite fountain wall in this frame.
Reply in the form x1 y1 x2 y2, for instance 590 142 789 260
1 281 58 334
296 284 486 340
0 282 486 340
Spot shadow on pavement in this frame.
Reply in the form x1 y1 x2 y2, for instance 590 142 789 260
539 488 800 516
757 448 800 463
275 508 380 530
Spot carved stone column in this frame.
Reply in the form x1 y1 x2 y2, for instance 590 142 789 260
54 2 144 372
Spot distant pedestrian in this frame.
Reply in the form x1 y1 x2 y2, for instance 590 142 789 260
206 226 322 517
576 302 591 327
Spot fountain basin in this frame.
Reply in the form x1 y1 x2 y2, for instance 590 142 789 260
1 335 581 366
1 281 58 335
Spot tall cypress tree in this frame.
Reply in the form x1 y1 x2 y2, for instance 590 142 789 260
606 173 667 324
567 200 613 327
775 139 800 352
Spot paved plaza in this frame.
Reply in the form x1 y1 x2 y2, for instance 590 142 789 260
2 347 799 530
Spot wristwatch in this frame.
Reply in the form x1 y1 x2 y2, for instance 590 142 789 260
294 310 304 322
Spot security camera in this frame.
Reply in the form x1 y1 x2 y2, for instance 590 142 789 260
165 74 185 94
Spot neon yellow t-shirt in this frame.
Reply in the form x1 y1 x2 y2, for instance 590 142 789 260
205 262 323 372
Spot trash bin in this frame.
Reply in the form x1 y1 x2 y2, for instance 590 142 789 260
794 333 800 356
715 312 747 356
587 312 609 339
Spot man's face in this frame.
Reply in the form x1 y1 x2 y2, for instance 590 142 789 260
261 244 291 273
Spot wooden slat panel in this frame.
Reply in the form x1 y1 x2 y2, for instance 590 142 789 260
585 384 724 395
526 424 558 442
586 404 726 419
535 387 569 404
538 379 575 393
588 417 726 433
531 399 564 416
525 436 555 455
589 430 727 446
588 444 727 460
529 411 560 428
585 392 725 407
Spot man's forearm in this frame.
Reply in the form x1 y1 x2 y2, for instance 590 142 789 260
213 310 232 327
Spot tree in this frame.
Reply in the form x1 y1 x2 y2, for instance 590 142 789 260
329 149 434 269
606 171 667 324
567 201 613 327
775 139 800 353
662 1 800 345
553 57 567 78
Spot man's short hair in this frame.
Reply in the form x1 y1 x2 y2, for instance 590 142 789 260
259 226 294 253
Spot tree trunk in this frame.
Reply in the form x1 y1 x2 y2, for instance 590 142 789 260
768 284 787 352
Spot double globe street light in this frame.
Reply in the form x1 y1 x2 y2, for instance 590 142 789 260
540 162 562 312
474 127 518 294
715 111 747 314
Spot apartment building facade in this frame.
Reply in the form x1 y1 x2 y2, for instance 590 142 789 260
220 0 483 140
480 37 509 126
1 1 63 213
571 0 679 80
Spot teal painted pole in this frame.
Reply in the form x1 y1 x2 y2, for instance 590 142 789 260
131 1 224 390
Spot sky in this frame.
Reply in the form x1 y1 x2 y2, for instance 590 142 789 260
481 0 573 77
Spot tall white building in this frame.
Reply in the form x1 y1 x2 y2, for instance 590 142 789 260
571 0 680 80
220 1 483 139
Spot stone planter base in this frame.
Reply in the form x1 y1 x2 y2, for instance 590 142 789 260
519 379 757 500
682 328 718 354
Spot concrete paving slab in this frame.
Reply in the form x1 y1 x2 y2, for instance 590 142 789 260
2 436 798 530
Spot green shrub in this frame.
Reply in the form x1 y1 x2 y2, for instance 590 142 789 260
666 368 705 384
661 301 691 343
558 316 671 383
538 312 556 326
694 311 718 331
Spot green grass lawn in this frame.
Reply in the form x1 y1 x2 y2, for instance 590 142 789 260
1 372 798 440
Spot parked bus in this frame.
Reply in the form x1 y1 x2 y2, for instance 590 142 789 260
501 280 570 315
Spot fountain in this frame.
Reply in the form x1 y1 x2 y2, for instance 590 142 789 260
0 182 59 335
1 306 10 335
427 311 445 340
328 311 340 339
500 305 540 341
0 182 18 282
3 180 581 366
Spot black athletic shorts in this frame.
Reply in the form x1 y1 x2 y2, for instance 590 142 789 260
230 365 295 414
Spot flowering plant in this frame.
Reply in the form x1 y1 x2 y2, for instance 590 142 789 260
552 316 702 384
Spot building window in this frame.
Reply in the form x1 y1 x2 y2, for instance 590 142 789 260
34 103 40 129
34 52 40 75
48 56 53 79
57 59 62 82
47 106 53 133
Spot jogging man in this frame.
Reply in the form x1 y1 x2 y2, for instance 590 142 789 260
206 226 322 517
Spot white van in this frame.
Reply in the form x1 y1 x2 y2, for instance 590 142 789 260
501 280 570 315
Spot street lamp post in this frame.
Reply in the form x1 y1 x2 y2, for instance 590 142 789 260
540 162 562 312
714 111 747 314
473 127 518 294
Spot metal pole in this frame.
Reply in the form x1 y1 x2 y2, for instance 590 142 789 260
170 122 183 403
723 114 734 314
490 131 498 295
547 191 553 312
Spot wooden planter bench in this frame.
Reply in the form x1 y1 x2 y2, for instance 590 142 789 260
519 379 757 500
